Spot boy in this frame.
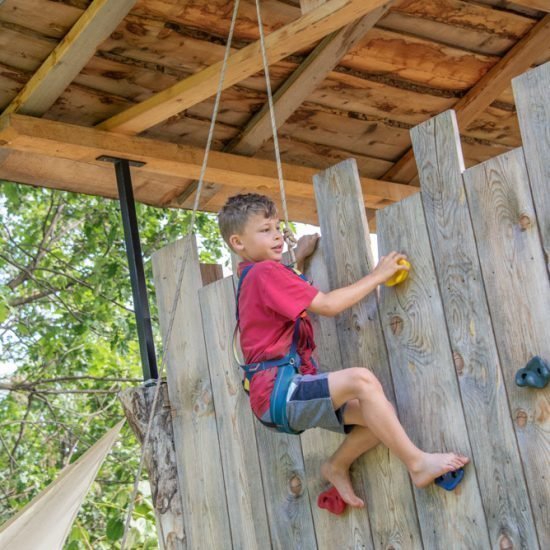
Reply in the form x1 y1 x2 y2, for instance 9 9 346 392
218 193 468 507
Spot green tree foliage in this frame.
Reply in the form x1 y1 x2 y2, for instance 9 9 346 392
0 181 228 548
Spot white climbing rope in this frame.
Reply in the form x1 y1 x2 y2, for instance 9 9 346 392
121 1 300 545
254 0 297 264
120 1 242 547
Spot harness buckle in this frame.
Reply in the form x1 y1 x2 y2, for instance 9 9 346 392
246 362 262 374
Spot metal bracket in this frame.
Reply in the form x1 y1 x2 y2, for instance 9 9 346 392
99 156 158 381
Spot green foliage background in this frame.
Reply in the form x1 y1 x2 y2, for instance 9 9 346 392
0 181 228 548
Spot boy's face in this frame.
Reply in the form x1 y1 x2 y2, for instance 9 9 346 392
229 213 284 263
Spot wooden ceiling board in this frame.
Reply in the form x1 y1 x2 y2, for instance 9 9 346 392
1 0 548 223
255 137 394 179
0 24 56 72
0 0 83 39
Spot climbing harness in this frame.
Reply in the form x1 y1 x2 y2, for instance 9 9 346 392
234 263 311 435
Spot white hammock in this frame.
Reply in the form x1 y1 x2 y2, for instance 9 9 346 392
0 420 124 550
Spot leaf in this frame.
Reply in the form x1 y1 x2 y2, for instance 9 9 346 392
106 517 125 541
0 301 8 324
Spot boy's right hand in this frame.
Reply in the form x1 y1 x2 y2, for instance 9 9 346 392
372 251 409 284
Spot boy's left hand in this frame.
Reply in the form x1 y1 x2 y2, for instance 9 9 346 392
294 233 320 262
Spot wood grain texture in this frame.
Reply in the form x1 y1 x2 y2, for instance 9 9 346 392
199 263 223 286
463 148 550 547
512 61 550 276
377 193 490 549
313 159 422 549
98 0 392 134
301 244 374 549
0 114 417 209
151 236 231 549
119 383 186 549
508 0 550 13
3 0 137 117
252 427 317 550
198 276 270 549
412 110 538 548
382 15 550 183
228 2 392 156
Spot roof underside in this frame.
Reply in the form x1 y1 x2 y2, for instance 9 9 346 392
0 0 549 226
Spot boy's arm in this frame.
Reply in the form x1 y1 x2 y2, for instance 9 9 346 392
293 233 320 272
308 251 408 317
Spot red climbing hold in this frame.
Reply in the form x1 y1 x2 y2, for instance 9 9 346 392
317 486 347 515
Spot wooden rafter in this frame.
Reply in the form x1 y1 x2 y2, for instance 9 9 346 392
508 0 550 13
228 2 392 156
177 1 392 210
382 14 550 184
2 0 137 117
300 0 329 15
97 0 392 135
0 114 417 211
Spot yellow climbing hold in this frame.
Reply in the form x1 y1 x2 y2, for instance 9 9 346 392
385 259 411 287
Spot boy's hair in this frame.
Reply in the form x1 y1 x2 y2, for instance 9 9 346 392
218 193 277 247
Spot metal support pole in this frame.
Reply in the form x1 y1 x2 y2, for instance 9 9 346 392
103 157 158 381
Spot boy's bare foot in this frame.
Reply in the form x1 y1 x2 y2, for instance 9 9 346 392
409 452 469 488
321 461 364 508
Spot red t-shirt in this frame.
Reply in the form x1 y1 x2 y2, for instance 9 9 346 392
237 260 319 418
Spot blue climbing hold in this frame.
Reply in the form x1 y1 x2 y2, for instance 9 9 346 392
515 356 550 389
435 468 464 491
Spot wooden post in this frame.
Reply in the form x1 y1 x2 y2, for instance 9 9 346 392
313 159 422 548
411 109 538 548
119 383 185 549
198 277 271 549
151 236 231 549
301 245 373 547
463 148 550 548
377 194 490 548
513 61 550 275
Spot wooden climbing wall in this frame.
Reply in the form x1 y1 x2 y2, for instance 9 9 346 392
151 62 549 549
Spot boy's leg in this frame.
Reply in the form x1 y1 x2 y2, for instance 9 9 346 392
328 368 469 488
321 421 379 507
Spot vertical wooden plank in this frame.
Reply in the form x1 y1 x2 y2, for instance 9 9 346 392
412 110 538 549
198 276 271 549
252 427 316 550
463 148 550 547
313 159 423 549
301 245 373 549
199 263 223 286
151 236 232 549
228 280 318 550
377 194 491 549
512 61 550 275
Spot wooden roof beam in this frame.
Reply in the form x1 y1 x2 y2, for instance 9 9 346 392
509 1 550 13
0 114 417 209
97 0 393 135
178 2 392 211
300 0 330 15
381 14 550 184
2 0 137 117
227 2 393 156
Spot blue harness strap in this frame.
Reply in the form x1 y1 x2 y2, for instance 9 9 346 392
235 264 306 435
